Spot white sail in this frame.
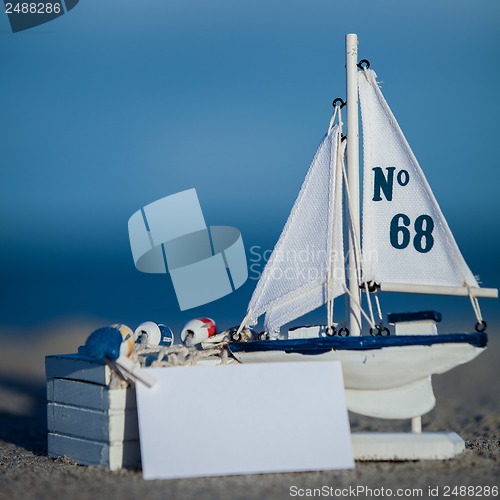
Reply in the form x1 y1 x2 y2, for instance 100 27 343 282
246 125 346 333
358 69 478 290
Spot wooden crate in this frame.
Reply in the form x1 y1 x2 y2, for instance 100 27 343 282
45 354 141 470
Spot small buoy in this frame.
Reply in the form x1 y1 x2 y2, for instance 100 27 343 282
134 321 174 348
78 327 123 361
111 324 135 357
180 318 216 346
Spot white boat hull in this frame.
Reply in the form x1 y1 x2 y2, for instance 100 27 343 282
231 341 484 389
230 339 486 419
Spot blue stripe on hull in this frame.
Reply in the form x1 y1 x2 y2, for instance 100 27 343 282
229 332 488 356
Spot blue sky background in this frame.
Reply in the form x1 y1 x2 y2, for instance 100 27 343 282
0 0 499 337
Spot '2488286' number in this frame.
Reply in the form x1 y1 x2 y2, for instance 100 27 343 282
5 3 61 14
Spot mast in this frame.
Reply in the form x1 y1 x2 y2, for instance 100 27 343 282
346 33 362 336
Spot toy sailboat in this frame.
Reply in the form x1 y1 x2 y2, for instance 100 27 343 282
229 34 497 438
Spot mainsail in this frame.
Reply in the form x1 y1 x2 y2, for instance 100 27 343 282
245 124 346 333
358 69 478 290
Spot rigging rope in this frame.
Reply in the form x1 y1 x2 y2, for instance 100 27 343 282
342 285 376 330
326 105 341 332
468 287 486 330
373 288 384 324
340 142 362 285
338 119 377 331
363 281 376 329
327 105 339 136
235 311 252 338
326 104 345 332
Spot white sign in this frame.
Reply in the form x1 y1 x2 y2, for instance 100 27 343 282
136 361 354 480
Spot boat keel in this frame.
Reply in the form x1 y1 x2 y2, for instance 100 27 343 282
346 377 435 419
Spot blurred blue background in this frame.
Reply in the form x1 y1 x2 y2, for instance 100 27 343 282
0 0 499 337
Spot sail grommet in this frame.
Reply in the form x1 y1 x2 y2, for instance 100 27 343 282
380 326 390 336
338 327 350 337
369 325 382 336
475 321 487 332
357 59 370 69
332 98 346 109
325 327 337 337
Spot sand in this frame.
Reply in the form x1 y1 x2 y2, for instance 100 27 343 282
0 322 498 500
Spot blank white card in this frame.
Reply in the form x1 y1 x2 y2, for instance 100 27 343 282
136 361 354 480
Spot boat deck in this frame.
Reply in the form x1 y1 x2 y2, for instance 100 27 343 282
229 331 488 355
